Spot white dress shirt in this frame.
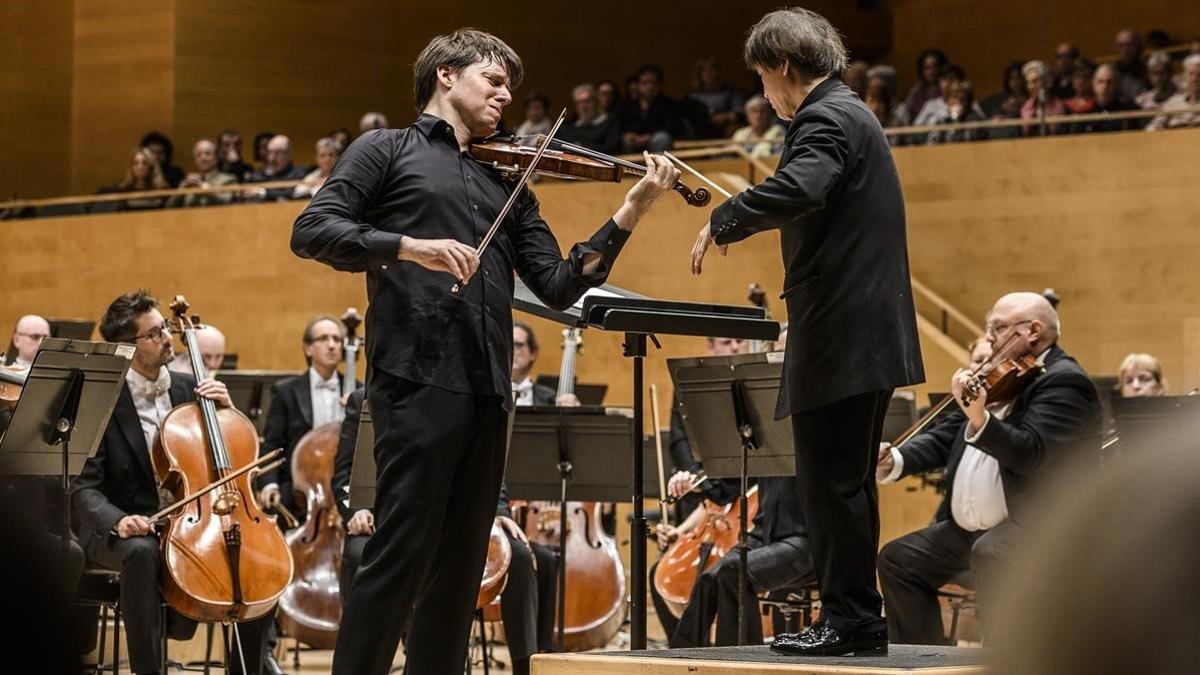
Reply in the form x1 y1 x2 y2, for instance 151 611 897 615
126 366 173 454
309 367 343 428
512 377 535 407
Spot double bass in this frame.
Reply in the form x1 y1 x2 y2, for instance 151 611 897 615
516 328 627 651
153 297 293 623
277 308 362 648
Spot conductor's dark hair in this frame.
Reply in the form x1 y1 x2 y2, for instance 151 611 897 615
413 28 524 111
100 290 159 342
743 8 848 78
513 321 538 354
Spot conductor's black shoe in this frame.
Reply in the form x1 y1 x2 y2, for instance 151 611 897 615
770 622 888 656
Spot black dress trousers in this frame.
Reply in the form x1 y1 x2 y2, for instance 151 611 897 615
789 389 893 634
332 372 509 675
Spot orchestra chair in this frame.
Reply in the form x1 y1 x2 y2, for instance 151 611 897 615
938 569 978 644
759 582 821 635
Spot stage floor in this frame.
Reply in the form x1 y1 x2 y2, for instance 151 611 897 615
532 644 987 674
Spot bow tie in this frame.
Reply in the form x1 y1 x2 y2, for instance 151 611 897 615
315 379 339 392
137 372 170 399
512 380 534 397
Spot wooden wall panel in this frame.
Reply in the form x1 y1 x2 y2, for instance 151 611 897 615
882 0 1200 99
0 0 73 200
71 0 177 195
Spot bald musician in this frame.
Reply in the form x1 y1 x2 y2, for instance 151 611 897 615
70 291 272 675
6 314 51 367
876 292 1102 645
167 324 226 376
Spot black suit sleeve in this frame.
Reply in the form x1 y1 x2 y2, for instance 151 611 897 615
709 112 849 246
973 369 1098 475
495 481 512 519
290 130 403 272
71 438 126 536
668 400 702 474
898 409 965 477
332 389 365 523
259 380 291 489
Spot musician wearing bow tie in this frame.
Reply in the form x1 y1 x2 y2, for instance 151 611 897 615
71 291 271 675
291 27 679 674
257 315 361 521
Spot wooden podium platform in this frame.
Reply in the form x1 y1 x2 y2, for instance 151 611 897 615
532 644 987 674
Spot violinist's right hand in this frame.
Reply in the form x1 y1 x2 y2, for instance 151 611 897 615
876 443 896 482
114 515 154 539
347 509 375 536
668 470 700 499
258 485 282 509
398 236 480 285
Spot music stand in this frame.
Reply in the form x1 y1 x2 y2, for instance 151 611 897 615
883 391 918 441
216 370 297 437
1110 395 1200 457
533 376 607 406
506 405 634 651
347 400 375 513
513 277 778 649
668 351 794 645
48 318 95 341
0 338 131 557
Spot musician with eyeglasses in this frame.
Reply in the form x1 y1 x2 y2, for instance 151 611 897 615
5 314 51 367
875 292 1102 646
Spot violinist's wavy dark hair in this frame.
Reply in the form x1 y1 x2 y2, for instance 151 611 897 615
100 289 158 342
413 28 524 110
743 8 848 78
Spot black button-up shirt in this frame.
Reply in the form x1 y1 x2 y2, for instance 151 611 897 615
292 114 631 408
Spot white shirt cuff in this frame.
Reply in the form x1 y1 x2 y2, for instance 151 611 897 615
964 411 991 444
263 482 280 493
879 447 905 483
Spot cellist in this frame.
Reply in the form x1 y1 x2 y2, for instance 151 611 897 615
71 291 273 675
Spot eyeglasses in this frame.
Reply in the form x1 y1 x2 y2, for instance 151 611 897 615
984 319 1033 337
15 332 49 342
132 322 172 342
513 341 529 349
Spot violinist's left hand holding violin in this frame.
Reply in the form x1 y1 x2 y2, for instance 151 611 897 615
951 368 988 434
195 377 233 408
612 153 681 232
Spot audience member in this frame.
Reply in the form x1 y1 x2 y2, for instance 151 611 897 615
731 95 784 157
216 129 253 182
865 80 903 145
1063 60 1098 113
246 134 306 201
843 60 869 99
925 81 987 144
557 83 621 155
912 65 985 126
358 111 388 133
1071 63 1140 133
684 56 744 138
619 65 679 152
1117 353 1166 397
329 127 353 152
1050 43 1080 100
139 131 184 188
293 137 342 199
867 64 909 125
252 131 275 169
596 79 620 116
515 92 552 137
1113 29 1150 100
99 147 169 210
1137 51 1179 110
905 48 949 122
178 138 238 207
1148 54 1200 130
981 60 1029 118
1021 60 1066 135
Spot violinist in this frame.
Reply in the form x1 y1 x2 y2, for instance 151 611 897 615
329 322 562 675
6 314 50 367
257 315 360 520
291 28 678 675
876 292 1102 646
70 291 273 675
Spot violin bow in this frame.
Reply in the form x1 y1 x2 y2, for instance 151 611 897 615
452 109 568 293
664 151 734 200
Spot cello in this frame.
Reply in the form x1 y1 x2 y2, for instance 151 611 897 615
277 308 362 648
153 296 293 625
516 328 627 651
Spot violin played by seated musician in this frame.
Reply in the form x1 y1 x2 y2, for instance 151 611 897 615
70 291 274 675
876 292 1103 646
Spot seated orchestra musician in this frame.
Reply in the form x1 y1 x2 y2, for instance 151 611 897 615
70 291 272 675
331 322 563 675
650 335 816 647
257 315 361 522
1117 352 1166 397
876 292 1102 645
5 313 51 368
167 324 226 376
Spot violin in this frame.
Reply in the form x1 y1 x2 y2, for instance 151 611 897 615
469 135 711 207
0 363 27 410
153 296 293 622
278 308 362 649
